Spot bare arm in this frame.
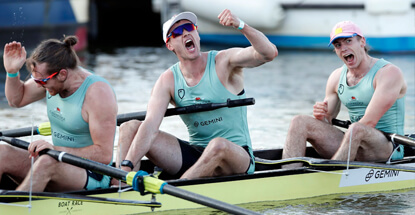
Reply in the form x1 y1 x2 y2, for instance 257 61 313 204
123 70 174 170
28 82 118 164
314 68 342 122
360 64 406 127
4 42 46 107
217 9 278 69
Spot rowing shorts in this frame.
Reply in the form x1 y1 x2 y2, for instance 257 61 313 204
84 170 111 190
388 143 404 161
174 139 255 178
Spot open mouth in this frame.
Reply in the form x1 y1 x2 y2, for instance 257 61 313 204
185 39 195 50
344 53 354 63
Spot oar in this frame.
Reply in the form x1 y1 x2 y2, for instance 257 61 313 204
255 156 415 173
332 119 415 147
0 98 255 136
116 97 255 125
0 136 260 215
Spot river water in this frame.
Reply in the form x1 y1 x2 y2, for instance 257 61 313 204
0 46 414 214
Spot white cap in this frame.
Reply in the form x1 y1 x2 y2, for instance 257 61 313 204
162 12 197 43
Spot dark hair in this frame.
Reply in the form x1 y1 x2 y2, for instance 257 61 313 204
26 35 80 74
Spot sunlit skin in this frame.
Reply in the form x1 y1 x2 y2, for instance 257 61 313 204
116 9 278 182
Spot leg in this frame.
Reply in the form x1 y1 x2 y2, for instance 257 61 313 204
145 131 183 175
282 115 344 168
332 122 393 162
0 144 32 185
180 138 251 179
115 120 142 168
17 155 87 192
115 120 183 175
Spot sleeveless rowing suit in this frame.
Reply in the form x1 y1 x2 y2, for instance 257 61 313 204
47 74 115 189
171 50 255 173
337 59 405 160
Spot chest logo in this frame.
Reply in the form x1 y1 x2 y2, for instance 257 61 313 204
178 89 185 99
338 84 344 95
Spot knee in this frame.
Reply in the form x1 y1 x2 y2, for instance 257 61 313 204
34 155 58 171
345 122 366 141
119 120 142 133
347 122 365 135
290 115 312 129
205 138 228 157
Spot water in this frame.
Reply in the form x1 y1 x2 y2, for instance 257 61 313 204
0 46 414 214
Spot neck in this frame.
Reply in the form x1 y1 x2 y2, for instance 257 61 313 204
349 55 373 76
59 67 88 98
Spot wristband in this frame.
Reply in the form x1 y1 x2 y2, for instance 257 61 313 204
238 19 245 30
7 71 19 78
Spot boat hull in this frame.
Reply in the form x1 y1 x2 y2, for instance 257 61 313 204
2 147 415 214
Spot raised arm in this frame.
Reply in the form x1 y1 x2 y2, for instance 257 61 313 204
217 9 278 68
4 42 46 107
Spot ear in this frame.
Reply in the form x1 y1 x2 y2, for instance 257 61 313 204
360 36 366 47
165 42 174 52
57 69 67 81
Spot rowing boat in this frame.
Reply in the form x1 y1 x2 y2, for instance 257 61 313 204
0 99 414 214
1 143 415 215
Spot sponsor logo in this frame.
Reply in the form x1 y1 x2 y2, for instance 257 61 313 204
347 96 364 106
49 107 65 122
365 169 400 182
193 117 223 128
53 132 75 142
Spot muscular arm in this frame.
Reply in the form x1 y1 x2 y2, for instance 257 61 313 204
54 82 118 164
4 42 46 107
360 64 406 127
217 9 278 69
314 68 342 122
123 70 174 170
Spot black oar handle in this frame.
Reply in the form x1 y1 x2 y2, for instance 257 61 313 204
0 136 128 181
117 98 255 125
332 119 415 147
0 126 40 137
2 136 259 214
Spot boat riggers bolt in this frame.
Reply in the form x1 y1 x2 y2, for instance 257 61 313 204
127 170 167 195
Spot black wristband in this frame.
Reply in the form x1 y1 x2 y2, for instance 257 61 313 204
121 160 134 170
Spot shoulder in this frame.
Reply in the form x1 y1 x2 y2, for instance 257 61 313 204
375 62 404 82
326 67 343 92
328 67 343 83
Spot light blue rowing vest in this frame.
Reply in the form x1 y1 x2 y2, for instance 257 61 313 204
337 59 405 135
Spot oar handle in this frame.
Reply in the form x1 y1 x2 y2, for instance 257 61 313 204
0 136 128 181
117 97 255 125
0 126 40 137
1 136 259 214
332 119 415 147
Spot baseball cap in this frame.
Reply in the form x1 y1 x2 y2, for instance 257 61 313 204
162 12 198 43
328 21 364 46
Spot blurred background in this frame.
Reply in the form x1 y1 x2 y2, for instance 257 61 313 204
0 1 414 214
1 0 415 53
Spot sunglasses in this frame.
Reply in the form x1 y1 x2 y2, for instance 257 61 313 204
166 23 197 42
31 71 59 85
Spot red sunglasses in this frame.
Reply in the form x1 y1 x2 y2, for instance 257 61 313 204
31 71 59 85
166 23 197 42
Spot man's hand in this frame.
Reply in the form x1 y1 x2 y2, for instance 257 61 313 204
313 101 329 122
4 42 27 74
218 9 241 29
